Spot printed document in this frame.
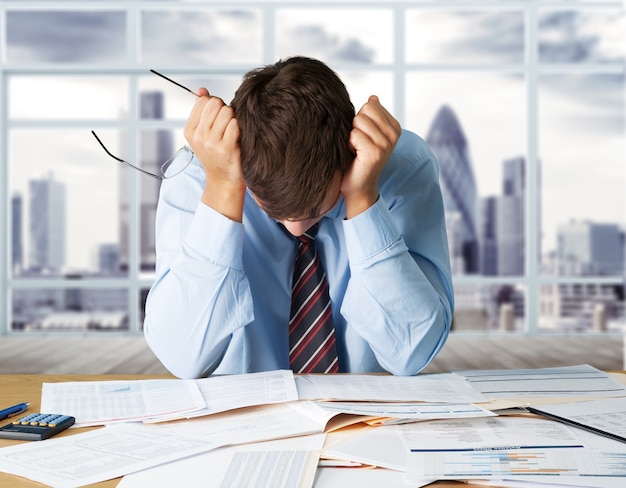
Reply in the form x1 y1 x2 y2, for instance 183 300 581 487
406 448 626 481
41 378 206 426
454 364 626 398
40 369 297 426
528 396 626 443
296 372 485 403
315 401 496 424
0 403 327 487
119 434 326 488
399 416 585 451
150 369 298 422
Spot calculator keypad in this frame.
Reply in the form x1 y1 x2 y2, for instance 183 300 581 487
16 413 70 427
0 413 75 440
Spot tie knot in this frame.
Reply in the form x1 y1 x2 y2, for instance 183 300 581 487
298 223 319 244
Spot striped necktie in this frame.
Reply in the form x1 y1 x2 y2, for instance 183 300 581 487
288 224 339 373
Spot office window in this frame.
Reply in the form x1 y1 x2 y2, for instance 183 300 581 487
1 1 624 336
6 10 126 64
141 9 263 65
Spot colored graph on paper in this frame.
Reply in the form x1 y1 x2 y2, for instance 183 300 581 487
409 449 626 479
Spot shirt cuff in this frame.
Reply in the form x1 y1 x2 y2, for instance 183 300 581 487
342 196 402 264
184 201 245 270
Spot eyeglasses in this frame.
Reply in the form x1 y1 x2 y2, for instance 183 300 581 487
92 69 199 180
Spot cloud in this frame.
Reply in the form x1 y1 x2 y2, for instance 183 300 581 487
539 10 624 63
279 24 375 65
6 11 125 63
406 10 525 64
541 73 624 134
459 11 526 63
539 11 597 62
141 10 262 65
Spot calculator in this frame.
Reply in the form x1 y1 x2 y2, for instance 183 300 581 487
0 413 75 441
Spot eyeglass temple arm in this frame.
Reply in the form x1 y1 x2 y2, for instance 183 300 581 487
150 69 200 97
91 131 163 180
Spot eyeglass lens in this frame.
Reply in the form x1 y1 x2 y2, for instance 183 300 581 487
93 69 198 179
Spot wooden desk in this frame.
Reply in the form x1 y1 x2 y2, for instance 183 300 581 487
0 374 505 488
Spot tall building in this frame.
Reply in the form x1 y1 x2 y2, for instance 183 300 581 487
119 91 174 271
479 197 498 276
557 221 624 276
426 105 479 273
479 156 525 276
497 156 525 276
11 192 23 275
97 243 120 274
29 173 66 273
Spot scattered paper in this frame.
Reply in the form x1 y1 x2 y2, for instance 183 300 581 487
40 370 298 426
323 425 408 471
528 396 626 443
454 364 626 399
316 401 496 424
399 416 585 451
0 403 327 487
406 448 626 482
118 434 326 488
40 378 206 426
150 370 299 422
296 372 486 403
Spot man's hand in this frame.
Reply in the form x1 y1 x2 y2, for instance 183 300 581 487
184 87 245 223
341 95 402 219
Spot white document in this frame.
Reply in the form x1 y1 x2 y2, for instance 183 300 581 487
40 378 206 426
399 416 585 451
0 423 222 488
472 476 626 488
315 466 433 488
0 403 327 488
151 369 298 422
323 425 409 471
295 372 486 403
119 434 326 488
529 396 626 443
468 433 626 488
316 401 496 423
454 364 626 398
406 448 626 482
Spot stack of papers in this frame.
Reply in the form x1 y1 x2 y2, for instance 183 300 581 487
40 369 299 426
0 364 625 488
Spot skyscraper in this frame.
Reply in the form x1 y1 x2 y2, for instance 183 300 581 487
119 91 174 271
426 105 479 273
479 197 498 276
479 156 526 276
557 221 624 276
497 156 525 276
29 173 66 273
11 192 23 275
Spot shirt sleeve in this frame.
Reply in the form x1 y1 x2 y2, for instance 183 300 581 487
341 131 454 375
143 160 253 378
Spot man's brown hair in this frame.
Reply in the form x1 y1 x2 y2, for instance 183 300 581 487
231 56 355 221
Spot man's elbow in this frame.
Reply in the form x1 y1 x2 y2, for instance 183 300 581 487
388 304 452 376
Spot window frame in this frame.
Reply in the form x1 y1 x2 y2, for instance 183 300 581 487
0 0 623 337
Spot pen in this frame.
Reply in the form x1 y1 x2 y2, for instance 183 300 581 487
0 402 30 421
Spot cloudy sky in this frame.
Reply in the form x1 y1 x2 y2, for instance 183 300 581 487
4 4 625 272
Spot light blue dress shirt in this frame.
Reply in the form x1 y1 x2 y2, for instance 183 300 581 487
144 129 454 378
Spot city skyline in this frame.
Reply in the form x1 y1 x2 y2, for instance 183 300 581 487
10 101 624 333
10 94 625 279
4 6 624 273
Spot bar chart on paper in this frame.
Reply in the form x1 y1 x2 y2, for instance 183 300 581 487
408 448 626 480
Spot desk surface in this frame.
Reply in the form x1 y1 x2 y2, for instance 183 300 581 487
0 374 520 488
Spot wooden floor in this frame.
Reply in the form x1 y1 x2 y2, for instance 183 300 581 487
0 334 622 374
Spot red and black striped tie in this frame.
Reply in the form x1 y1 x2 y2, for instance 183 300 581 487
289 224 339 373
